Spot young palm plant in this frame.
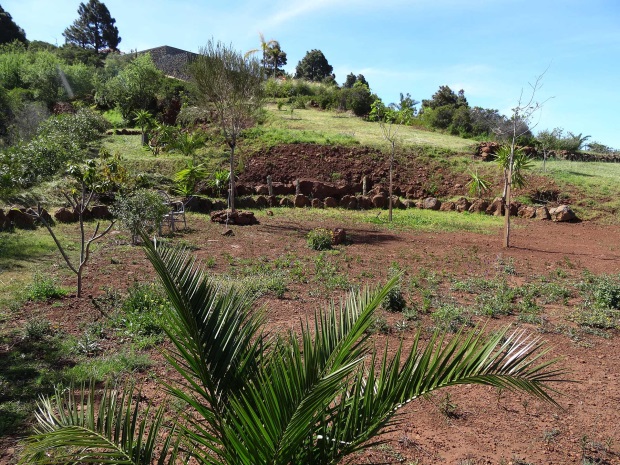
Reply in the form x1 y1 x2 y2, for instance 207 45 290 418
20 235 567 465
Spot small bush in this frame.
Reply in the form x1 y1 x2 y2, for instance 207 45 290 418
112 189 170 243
432 304 472 333
383 286 406 312
307 228 332 251
23 318 54 341
25 273 68 301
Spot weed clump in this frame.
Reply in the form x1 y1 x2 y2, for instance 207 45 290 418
307 228 333 251
25 273 68 301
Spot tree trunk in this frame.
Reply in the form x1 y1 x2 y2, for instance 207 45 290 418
229 145 236 212
503 146 515 248
77 271 82 298
388 149 394 222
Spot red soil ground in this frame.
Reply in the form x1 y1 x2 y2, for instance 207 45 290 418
2 212 619 464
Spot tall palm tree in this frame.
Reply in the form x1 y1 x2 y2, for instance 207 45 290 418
20 235 567 465
245 32 278 77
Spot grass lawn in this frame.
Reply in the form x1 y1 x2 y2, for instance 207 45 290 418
263 104 476 152
266 206 503 234
533 159 620 221
102 135 229 178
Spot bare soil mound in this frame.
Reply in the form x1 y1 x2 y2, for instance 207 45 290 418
239 143 472 198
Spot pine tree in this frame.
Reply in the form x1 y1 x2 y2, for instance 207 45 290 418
0 6 27 45
295 49 334 82
63 0 121 53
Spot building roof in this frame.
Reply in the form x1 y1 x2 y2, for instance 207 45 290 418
139 45 198 81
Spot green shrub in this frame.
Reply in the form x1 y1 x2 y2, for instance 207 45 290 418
0 108 109 190
112 189 169 243
22 318 54 341
382 266 406 312
590 275 620 309
111 282 168 345
25 272 68 301
307 228 332 251
432 304 472 333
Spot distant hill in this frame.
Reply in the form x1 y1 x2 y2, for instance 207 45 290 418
138 45 197 81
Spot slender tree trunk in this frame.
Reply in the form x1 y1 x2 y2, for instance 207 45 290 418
229 144 236 212
503 143 515 248
388 141 394 222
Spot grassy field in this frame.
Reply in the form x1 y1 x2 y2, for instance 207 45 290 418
268 206 503 234
102 135 229 178
532 159 620 221
0 226 76 310
262 104 476 152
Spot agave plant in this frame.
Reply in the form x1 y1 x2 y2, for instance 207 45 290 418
20 235 567 464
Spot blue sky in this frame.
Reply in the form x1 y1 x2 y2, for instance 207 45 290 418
5 0 620 148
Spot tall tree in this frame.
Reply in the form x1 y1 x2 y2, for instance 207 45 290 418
63 0 121 53
263 40 287 78
190 39 264 213
245 33 277 76
343 72 356 88
245 33 287 78
295 49 334 82
0 5 27 45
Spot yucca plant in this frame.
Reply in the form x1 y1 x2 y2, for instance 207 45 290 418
496 146 534 190
20 234 568 465
466 167 491 198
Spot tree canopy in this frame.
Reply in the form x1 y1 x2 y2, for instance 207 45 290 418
343 73 369 89
262 41 287 78
63 0 121 53
0 5 27 45
295 49 334 82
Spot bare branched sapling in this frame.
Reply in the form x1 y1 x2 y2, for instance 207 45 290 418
494 71 552 248
28 163 115 297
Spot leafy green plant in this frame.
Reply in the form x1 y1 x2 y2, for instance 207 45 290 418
20 236 567 465
112 189 169 244
174 130 204 163
307 228 333 251
133 109 153 146
110 282 168 345
466 168 491 198
432 304 472 333
209 169 230 198
496 146 533 190
173 161 208 198
25 272 67 301
382 266 406 312
22 318 54 341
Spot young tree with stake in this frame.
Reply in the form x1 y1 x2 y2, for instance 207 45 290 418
370 99 411 222
495 72 551 248
28 160 116 297
190 40 264 213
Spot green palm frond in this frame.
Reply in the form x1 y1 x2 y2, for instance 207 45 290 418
19 384 179 465
218 279 396 465
140 232 265 413
22 235 568 465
